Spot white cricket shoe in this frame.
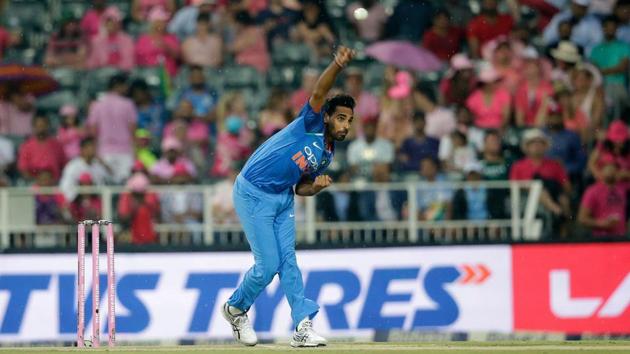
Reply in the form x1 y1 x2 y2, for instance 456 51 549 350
290 318 327 347
221 302 257 346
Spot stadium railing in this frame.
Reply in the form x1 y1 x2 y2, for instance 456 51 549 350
0 180 543 250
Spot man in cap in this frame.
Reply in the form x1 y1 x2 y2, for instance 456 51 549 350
543 103 586 186
543 0 603 54
344 67 380 124
149 137 196 184
347 114 394 221
87 6 135 71
59 137 112 202
510 128 572 236
168 0 219 40
579 156 628 237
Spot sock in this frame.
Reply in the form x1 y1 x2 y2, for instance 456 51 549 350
228 305 244 316
297 317 309 331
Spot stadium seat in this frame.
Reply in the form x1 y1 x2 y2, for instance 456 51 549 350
81 67 122 98
36 90 76 113
50 68 80 90
221 65 264 91
363 63 386 92
267 66 299 90
241 87 269 114
131 67 163 87
271 43 312 66
58 0 88 20
204 67 226 93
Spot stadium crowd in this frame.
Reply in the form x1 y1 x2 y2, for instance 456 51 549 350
0 0 629 245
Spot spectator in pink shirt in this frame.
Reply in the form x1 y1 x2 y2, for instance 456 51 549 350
163 100 209 147
345 67 380 125
149 137 197 183
259 88 291 137
0 89 35 137
483 37 521 93
215 91 253 147
44 15 87 69
132 0 176 23
439 54 477 106
56 104 85 160
514 48 554 127
182 13 223 68
588 120 630 189
211 115 252 178
378 71 415 147
135 7 180 77
290 67 319 115
422 8 463 61
86 74 137 183
579 156 628 238
230 10 270 73
466 66 511 130
80 0 109 39
18 114 66 182
87 7 135 71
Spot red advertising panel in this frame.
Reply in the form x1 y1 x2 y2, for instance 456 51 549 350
513 243 630 333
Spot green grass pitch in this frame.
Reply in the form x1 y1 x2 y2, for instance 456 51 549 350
1 341 630 354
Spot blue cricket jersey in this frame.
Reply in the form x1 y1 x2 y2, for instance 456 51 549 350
241 102 334 193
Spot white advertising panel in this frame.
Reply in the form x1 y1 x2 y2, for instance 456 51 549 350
0 246 512 342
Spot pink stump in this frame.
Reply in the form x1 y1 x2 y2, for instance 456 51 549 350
77 223 85 347
106 222 116 347
91 223 100 347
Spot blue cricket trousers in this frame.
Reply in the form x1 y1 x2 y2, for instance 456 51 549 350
227 174 319 327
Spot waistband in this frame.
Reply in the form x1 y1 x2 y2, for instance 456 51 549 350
236 174 292 197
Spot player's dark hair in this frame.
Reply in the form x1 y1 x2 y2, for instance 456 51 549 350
197 13 211 23
432 8 450 23
413 111 425 122
603 15 619 26
32 112 49 126
108 73 128 90
452 130 468 144
129 78 149 93
235 11 254 25
420 156 439 167
484 129 500 140
188 65 203 73
603 139 630 155
323 94 355 117
80 137 95 148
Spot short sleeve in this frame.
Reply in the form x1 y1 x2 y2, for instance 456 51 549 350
580 186 597 211
498 89 512 107
381 141 394 163
86 104 98 127
466 18 478 39
347 141 360 166
438 136 453 161
465 91 480 113
509 161 521 180
127 101 138 125
554 161 569 185
299 102 324 133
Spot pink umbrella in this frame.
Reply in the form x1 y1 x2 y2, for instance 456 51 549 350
365 40 443 72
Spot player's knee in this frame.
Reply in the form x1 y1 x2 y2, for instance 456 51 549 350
252 259 279 284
